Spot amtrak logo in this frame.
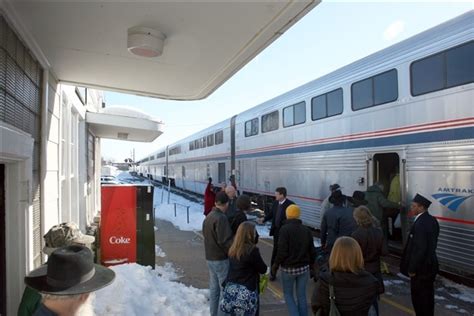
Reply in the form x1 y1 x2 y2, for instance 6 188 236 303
432 187 473 212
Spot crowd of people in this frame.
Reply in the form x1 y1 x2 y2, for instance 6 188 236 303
203 177 439 316
18 176 439 316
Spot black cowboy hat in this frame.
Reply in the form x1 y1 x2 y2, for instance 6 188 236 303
25 245 115 295
347 191 368 207
329 190 346 205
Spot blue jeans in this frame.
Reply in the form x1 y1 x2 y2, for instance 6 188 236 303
207 259 230 316
281 270 309 316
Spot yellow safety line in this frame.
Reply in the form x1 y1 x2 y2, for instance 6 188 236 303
195 231 204 239
380 296 415 315
258 238 274 248
266 282 283 300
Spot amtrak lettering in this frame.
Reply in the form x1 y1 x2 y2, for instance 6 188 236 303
432 188 474 212
109 236 131 244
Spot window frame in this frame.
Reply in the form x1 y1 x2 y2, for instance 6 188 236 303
215 130 224 145
283 101 306 128
261 110 279 133
351 68 398 111
311 88 344 121
245 117 259 137
410 41 474 97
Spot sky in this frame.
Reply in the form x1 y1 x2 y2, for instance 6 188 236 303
101 1 473 162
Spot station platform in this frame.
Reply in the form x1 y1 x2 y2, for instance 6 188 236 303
154 219 473 316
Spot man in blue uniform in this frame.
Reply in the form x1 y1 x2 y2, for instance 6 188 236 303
400 193 439 316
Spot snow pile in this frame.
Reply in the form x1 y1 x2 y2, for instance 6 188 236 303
155 244 166 258
94 263 209 316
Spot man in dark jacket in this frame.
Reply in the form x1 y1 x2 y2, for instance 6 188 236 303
225 185 238 224
400 193 439 316
258 187 294 280
320 190 357 252
202 192 234 316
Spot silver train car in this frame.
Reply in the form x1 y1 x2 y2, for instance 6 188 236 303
138 12 474 276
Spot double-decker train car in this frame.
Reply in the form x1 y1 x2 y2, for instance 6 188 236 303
138 11 474 277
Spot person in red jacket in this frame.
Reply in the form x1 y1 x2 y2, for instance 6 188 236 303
204 177 216 216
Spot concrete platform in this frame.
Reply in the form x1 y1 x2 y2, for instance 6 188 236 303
154 219 473 315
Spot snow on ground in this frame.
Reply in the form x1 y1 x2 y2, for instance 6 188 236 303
440 276 474 304
153 186 273 237
94 263 209 316
155 244 166 257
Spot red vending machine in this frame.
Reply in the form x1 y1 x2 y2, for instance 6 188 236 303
100 184 155 267
101 185 137 265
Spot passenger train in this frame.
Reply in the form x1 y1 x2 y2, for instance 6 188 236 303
138 12 474 276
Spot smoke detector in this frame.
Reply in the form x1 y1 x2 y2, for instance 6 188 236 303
127 27 165 58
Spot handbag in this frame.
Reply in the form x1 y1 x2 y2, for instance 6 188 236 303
219 282 258 315
315 275 341 316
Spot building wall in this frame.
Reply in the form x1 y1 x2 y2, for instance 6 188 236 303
0 13 104 314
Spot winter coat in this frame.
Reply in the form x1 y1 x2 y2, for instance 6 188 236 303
365 185 399 221
311 269 378 316
274 219 316 269
230 210 248 235
227 246 267 291
351 226 387 293
226 197 238 225
202 207 233 260
351 226 386 274
263 199 294 237
320 206 357 250
18 286 41 316
400 211 439 278
204 183 216 216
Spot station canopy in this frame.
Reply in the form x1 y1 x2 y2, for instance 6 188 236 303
4 0 319 100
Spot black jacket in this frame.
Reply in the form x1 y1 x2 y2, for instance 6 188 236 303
274 219 316 268
230 210 248 235
400 211 439 277
264 199 294 236
351 226 386 274
312 270 378 316
320 206 357 250
227 247 268 291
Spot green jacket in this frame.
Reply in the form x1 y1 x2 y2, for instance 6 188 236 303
365 185 399 220
17 286 41 316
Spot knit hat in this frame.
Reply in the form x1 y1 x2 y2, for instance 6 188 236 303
286 204 301 219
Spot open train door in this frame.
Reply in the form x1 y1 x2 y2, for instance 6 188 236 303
367 151 409 251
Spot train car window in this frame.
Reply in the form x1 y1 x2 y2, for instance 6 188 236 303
194 139 199 149
245 118 258 137
352 69 398 110
157 151 165 158
411 41 474 96
411 53 444 96
262 110 279 133
189 142 194 151
169 146 181 156
312 88 343 120
207 134 214 146
202 136 207 148
447 41 474 88
215 130 224 144
283 102 305 128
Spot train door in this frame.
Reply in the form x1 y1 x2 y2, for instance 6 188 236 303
369 152 408 250
218 163 226 184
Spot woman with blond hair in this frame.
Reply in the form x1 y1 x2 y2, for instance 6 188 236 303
311 236 378 316
220 221 267 316
352 206 387 315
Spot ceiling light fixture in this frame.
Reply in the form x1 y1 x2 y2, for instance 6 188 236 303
127 27 165 58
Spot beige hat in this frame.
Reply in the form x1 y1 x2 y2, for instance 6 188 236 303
43 223 95 256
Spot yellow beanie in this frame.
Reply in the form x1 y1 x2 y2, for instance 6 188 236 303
286 204 301 219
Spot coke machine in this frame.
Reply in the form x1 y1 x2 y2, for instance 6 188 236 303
100 184 155 268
